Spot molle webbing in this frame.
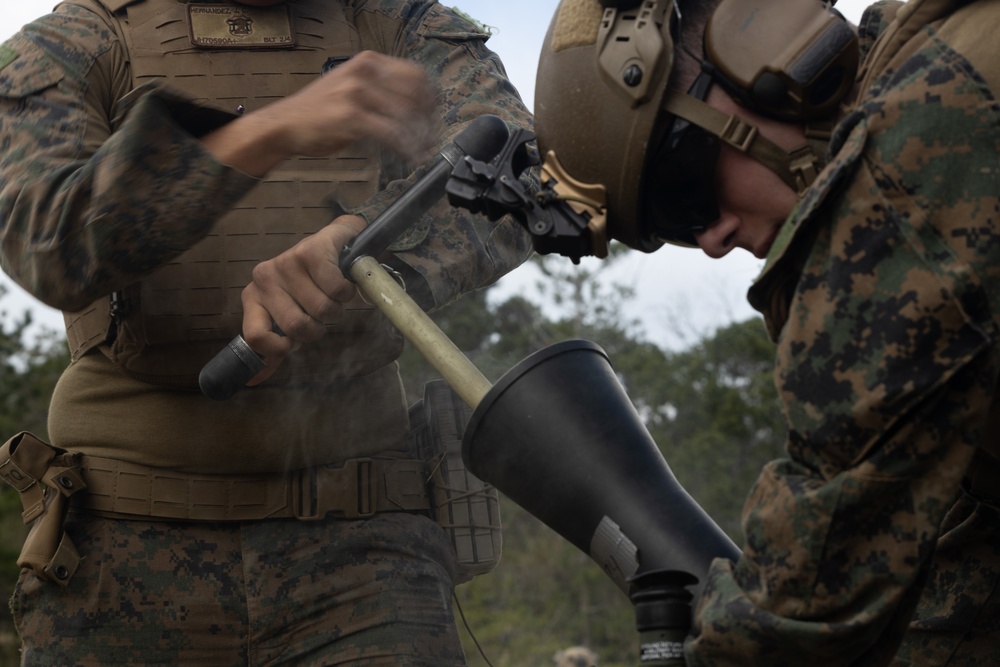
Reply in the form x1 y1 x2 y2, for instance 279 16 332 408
63 0 402 387
73 454 431 521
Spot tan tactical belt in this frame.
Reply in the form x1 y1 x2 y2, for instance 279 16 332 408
74 455 430 522
1 431 430 585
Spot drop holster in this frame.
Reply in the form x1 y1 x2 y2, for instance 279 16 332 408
0 432 86 586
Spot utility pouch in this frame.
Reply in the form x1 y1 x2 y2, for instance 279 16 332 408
0 432 87 585
408 380 502 583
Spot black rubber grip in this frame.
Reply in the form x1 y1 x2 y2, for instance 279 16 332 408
198 335 266 401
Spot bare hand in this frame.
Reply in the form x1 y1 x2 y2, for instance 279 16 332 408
202 51 439 176
240 215 367 384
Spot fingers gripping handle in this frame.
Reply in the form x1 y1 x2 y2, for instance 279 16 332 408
198 115 511 400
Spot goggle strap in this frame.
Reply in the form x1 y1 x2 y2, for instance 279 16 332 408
661 90 822 194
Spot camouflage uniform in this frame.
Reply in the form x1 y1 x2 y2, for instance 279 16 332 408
0 0 533 664
686 0 1000 665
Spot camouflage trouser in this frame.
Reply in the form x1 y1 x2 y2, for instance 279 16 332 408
9 510 466 666
895 488 1000 666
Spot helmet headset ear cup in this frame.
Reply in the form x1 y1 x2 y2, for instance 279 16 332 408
704 0 859 120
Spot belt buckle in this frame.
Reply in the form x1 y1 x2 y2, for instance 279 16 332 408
292 459 378 520
292 467 320 520
346 458 377 519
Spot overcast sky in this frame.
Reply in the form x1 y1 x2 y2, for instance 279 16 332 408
0 0 872 348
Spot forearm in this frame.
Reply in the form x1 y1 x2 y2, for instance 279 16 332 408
200 109 290 179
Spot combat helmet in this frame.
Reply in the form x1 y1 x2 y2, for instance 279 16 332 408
534 0 859 252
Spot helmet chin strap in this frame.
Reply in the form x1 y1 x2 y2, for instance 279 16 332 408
661 90 828 195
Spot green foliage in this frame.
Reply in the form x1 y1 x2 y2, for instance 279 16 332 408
0 292 67 439
645 318 784 539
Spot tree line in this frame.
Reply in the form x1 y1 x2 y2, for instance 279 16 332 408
0 251 784 666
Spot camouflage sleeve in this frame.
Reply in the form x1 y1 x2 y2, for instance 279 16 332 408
0 6 258 311
688 11 1000 666
351 1 536 310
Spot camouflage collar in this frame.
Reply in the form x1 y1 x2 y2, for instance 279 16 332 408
748 110 869 339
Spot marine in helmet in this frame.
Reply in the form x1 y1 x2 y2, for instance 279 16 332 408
535 0 1000 664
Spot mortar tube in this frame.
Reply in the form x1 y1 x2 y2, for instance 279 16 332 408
348 255 492 410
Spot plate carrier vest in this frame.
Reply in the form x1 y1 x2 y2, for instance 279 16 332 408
61 0 404 388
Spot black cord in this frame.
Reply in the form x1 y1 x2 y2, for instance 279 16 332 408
453 591 496 667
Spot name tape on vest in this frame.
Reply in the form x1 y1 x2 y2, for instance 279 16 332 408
188 3 296 49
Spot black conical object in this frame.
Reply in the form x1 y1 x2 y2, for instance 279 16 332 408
462 340 740 602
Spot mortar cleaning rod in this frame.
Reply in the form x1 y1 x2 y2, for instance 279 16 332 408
349 255 492 410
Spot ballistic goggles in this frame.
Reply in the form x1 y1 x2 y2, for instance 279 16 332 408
642 70 720 247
